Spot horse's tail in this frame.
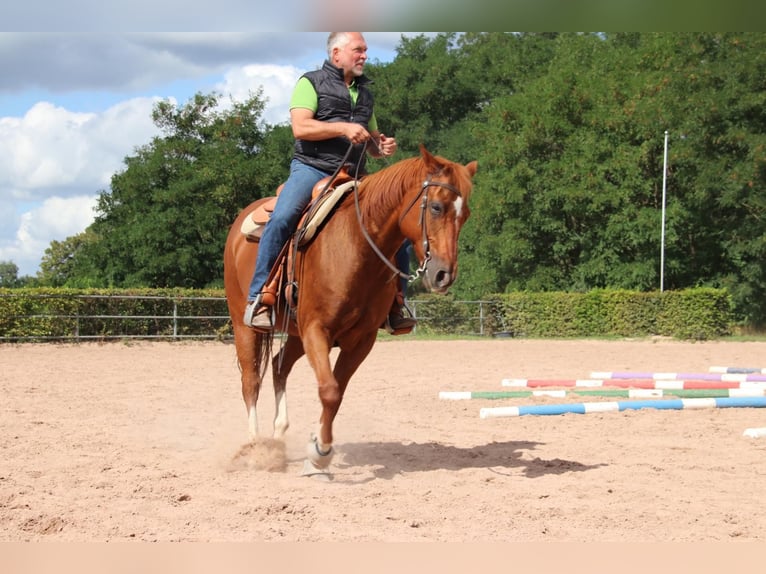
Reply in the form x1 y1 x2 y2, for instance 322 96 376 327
255 330 273 382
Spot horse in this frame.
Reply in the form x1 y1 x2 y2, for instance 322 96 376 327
223 144 478 477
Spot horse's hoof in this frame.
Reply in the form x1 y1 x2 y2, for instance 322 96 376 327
300 459 333 481
306 433 334 469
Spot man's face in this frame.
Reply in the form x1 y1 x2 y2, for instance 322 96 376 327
333 33 368 79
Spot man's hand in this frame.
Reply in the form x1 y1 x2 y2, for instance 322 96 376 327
377 133 397 157
343 123 371 145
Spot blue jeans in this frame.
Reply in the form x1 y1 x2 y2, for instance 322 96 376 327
248 160 328 300
248 159 413 301
396 239 413 294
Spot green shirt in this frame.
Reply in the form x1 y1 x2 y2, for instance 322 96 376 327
290 76 379 132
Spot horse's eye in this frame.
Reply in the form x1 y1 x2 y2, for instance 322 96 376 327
429 202 444 216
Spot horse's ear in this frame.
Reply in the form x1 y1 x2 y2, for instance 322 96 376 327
419 144 439 171
465 160 478 178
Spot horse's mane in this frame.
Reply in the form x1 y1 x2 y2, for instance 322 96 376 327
356 153 472 221
356 156 423 220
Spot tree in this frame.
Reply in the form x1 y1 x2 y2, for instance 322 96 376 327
625 33 766 323
38 230 101 287
369 33 482 155
71 91 292 288
43 33 766 326
0 260 19 287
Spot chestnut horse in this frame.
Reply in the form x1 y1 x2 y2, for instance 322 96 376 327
223 145 477 476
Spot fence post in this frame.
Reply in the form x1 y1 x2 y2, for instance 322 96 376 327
173 301 178 339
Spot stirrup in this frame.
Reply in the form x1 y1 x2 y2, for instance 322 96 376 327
384 313 417 335
243 297 273 331
382 298 417 335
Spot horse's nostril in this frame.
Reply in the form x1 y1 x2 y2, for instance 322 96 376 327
435 269 451 288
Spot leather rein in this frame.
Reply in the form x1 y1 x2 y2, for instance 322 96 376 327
350 141 464 284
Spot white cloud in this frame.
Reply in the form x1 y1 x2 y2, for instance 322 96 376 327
0 60 306 277
0 33 325 94
0 98 161 198
214 63 304 125
0 195 99 277
0 97 162 276
26 195 100 241
0 104 92 191
0 31 425 278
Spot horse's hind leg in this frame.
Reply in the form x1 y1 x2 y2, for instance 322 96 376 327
271 334 304 438
234 324 262 438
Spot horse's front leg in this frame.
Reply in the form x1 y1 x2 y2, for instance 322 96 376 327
302 326 377 476
300 326 337 474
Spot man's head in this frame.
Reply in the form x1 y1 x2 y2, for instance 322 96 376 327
327 32 368 82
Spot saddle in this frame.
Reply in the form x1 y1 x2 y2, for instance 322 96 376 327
240 171 357 245
239 171 359 310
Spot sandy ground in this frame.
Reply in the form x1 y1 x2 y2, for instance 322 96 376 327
2 337 766 542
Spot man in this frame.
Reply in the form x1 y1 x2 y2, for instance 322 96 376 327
243 32 416 333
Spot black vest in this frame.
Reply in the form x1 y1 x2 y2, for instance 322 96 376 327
293 60 374 175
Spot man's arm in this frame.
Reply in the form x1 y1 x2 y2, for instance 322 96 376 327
291 108 371 145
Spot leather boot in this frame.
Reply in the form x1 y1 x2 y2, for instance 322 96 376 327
243 296 273 332
383 291 417 335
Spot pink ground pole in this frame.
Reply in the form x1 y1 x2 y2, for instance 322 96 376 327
590 371 766 382
502 378 766 390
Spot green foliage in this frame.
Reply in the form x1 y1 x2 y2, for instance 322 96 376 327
66 92 292 289
27 33 766 330
0 261 20 287
409 294 481 336
0 287 731 341
0 287 230 341
447 32 766 327
486 288 731 340
655 288 733 340
38 230 101 287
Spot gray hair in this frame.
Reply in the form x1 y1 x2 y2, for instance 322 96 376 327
326 32 352 59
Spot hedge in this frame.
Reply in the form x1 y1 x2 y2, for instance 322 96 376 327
0 286 732 341
0 287 231 341
481 288 731 340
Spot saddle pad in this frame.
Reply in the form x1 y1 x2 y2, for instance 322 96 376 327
297 180 358 246
240 197 277 240
240 180 357 243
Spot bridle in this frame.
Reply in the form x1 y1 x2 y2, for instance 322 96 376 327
351 141 464 284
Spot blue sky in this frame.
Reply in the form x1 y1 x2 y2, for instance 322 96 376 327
0 32 413 277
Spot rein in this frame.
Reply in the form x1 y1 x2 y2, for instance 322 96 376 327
352 141 463 284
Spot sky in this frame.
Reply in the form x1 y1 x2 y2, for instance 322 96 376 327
0 32 418 277
3 1 745 280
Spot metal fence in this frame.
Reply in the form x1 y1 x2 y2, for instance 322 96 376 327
0 294 494 342
408 299 493 336
0 294 230 342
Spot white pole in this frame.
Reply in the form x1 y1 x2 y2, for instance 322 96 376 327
660 130 668 292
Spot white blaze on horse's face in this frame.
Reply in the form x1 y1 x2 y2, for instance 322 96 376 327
453 196 464 219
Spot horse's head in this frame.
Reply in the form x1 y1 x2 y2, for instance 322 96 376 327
403 145 478 293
